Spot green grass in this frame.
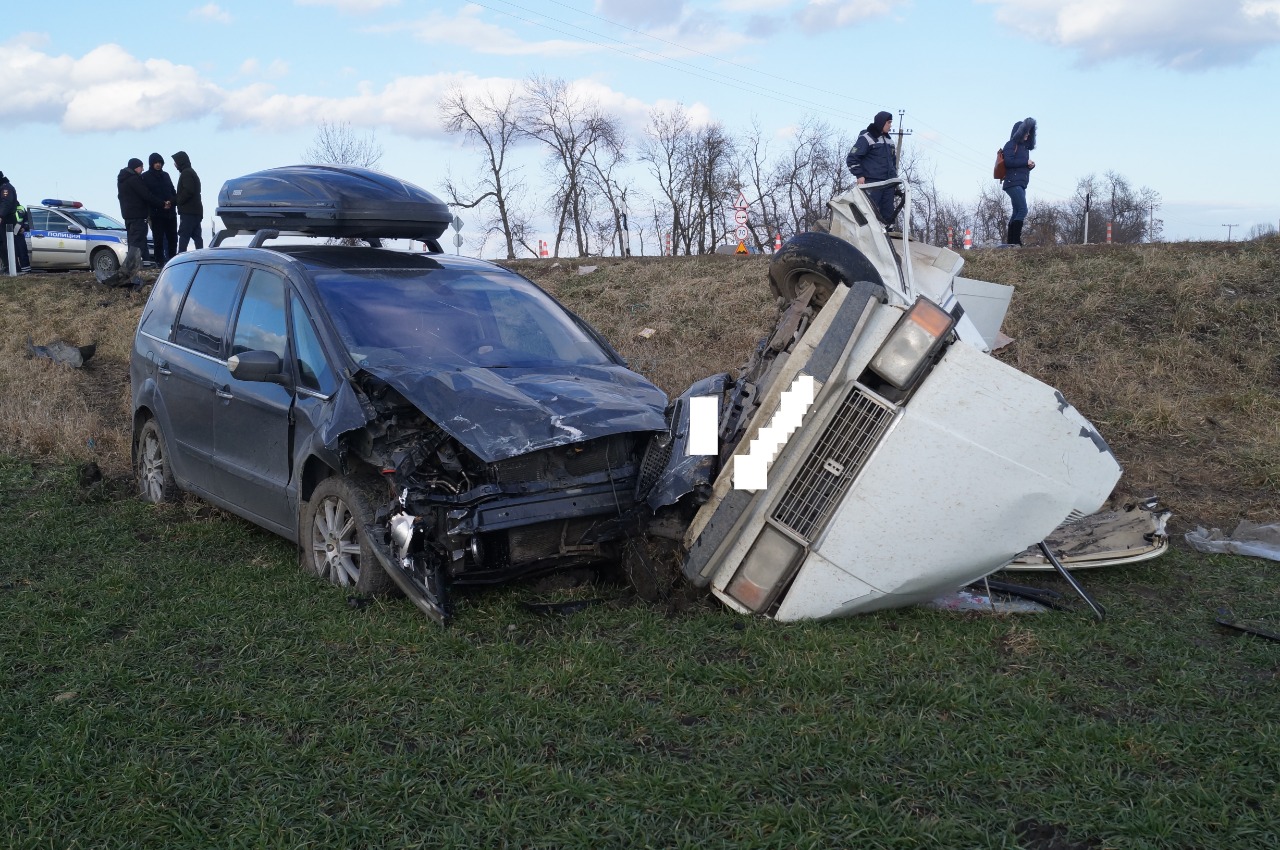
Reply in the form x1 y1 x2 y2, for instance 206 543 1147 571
2 458 1277 849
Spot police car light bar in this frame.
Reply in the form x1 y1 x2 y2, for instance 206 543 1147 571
41 199 83 208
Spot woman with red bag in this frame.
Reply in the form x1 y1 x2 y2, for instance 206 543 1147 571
1001 117 1037 246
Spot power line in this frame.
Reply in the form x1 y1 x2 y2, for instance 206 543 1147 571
468 1 1083 200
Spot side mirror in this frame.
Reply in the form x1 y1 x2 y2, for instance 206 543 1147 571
228 350 285 384
67 224 84 234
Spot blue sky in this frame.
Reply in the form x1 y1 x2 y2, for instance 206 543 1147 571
4 0 1279 252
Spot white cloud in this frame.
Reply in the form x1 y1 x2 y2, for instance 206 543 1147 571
385 5 605 57
594 0 687 26
294 0 401 11
793 0 907 34
0 39 714 142
0 41 224 131
980 0 1280 69
190 3 232 24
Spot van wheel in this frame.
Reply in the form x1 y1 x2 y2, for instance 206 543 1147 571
768 231 883 308
135 419 181 503
302 475 397 597
92 248 120 277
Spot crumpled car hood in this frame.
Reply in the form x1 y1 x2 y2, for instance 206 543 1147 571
361 363 669 462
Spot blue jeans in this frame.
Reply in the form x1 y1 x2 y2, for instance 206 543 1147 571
1004 184 1027 222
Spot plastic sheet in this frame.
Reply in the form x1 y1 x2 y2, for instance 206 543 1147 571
1185 521 1280 561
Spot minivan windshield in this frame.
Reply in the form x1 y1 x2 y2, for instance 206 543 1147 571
310 268 616 370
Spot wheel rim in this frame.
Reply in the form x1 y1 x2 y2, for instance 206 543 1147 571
94 250 118 275
782 269 836 304
138 430 166 502
310 496 361 586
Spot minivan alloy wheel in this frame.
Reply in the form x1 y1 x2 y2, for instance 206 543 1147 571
310 495 362 586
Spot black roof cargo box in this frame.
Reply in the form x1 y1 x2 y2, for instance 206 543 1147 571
216 165 451 240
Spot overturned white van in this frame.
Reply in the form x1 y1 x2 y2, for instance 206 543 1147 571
652 180 1159 620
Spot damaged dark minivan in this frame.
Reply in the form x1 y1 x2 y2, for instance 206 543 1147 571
130 166 672 621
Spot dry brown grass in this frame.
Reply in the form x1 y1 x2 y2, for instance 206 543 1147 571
0 272 151 478
3 240 1276 530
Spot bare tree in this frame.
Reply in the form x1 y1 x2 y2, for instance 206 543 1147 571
439 85 528 259
1061 172 1162 244
769 117 851 237
521 75 619 257
303 120 383 168
639 105 696 255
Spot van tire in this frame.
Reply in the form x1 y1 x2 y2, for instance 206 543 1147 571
768 231 883 308
301 475 398 598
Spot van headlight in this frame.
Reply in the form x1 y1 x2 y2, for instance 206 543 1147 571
725 524 804 613
867 297 956 391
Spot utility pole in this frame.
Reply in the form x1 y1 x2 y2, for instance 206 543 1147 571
1222 224 1239 241
1083 193 1091 245
894 109 913 160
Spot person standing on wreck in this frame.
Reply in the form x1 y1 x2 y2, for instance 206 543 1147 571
1001 117 1037 246
846 110 899 229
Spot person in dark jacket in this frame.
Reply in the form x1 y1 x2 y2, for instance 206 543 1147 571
117 158 168 260
1001 117 1037 246
846 110 899 227
171 150 204 252
141 152 179 264
0 171 32 273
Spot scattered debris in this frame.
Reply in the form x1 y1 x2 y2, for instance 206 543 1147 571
1007 498 1170 570
25 336 97 368
77 462 102 488
636 327 656 339
1187 521 1280 561
53 692 78 704
94 247 143 288
1215 608 1280 643
924 589 1048 614
577 265 597 276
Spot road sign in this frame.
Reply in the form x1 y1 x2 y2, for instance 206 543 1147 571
735 226 748 240
453 232 464 247
734 191 748 208
734 209 748 225
451 215 464 232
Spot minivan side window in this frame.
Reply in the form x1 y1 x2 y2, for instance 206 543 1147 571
231 269 288 361
291 294 336 395
173 263 244 358
139 262 198 341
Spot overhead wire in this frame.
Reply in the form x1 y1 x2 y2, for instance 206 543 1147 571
470 0 1083 201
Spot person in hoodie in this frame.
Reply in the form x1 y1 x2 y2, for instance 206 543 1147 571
172 151 204 252
141 152 179 264
1001 117 1037 246
846 110 899 228
117 157 169 261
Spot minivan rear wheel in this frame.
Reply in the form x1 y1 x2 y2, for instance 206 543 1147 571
302 475 397 597
136 418 181 504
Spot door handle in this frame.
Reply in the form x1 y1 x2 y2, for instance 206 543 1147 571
215 387 234 400
156 359 171 376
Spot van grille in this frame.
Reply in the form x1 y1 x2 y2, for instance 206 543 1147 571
770 383 896 541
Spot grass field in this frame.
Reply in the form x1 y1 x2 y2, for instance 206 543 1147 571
2 458 1277 849
2 241 1279 848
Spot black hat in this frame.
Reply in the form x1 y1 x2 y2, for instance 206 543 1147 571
127 158 144 170
149 152 164 167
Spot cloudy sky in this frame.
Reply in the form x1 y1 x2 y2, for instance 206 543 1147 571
4 0 1279 250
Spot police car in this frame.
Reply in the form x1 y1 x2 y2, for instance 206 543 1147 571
24 200 129 276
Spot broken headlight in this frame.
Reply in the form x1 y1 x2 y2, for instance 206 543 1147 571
867 297 955 391
725 524 804 613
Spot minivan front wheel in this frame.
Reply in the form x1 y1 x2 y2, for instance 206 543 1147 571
302 475 397 597
136 419 180 503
